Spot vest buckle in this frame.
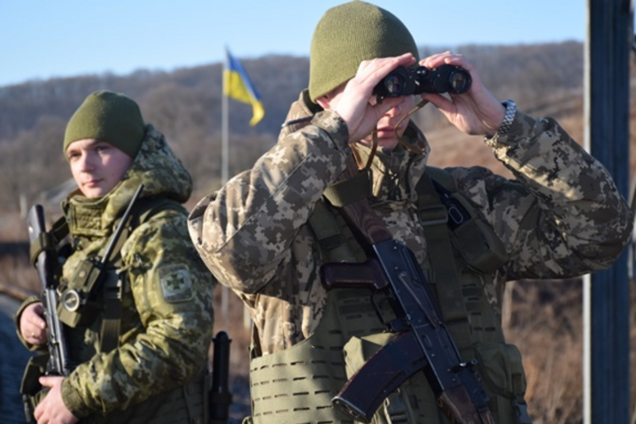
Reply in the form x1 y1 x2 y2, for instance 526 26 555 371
418 204 448 226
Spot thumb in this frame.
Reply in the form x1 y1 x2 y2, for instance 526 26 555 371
39 376 56 388
348 96 405 142
374 96 406 116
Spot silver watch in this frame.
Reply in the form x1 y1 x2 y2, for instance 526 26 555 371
497 99 517 136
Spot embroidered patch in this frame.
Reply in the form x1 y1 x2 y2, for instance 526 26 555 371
158 265 194 303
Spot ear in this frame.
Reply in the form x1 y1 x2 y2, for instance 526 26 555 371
315 94 331 110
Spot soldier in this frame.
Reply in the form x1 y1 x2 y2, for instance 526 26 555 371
16 90 215 424
187 1 633 423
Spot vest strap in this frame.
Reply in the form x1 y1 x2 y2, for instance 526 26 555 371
415 171 474 358
98 214 132 353
309 198 366 263
98 196 184 353
323 169 371 207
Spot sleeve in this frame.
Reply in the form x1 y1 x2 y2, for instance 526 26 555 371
60 210 216 417
14 295 45 351
188 110 351 293
458 111 633 280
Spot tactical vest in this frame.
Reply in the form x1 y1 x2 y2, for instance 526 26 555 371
22 196 208 424
246 167 531 424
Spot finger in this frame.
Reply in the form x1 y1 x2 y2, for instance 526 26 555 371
374 96 406 116
25 310 44 327
441 55 473 74
33 402 42 422
358 53 416 87
422 52 468 71
420 92 452 111
28 318 42 330
39 376 54 388
420 51 454 68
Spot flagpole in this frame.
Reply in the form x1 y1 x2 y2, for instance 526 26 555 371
220 48 229 331
221 47 264 333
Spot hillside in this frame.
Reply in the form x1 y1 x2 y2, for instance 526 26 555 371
0 41 588 212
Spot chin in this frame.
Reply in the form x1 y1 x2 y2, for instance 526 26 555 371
377 139 399 151
81 188 105 199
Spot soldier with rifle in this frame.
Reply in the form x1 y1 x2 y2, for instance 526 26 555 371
188 2 633 423
15 91 221 424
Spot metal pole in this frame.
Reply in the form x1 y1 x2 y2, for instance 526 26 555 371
583 1 632 423
221 49 230 331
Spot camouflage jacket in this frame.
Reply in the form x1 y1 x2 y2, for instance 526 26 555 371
188 91 632 355
19 125 215 419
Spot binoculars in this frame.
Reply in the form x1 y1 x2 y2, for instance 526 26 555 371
373 64 472 98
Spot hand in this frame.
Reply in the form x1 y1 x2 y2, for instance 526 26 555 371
20 302 47 345
34 376 78 424
418 51 506 137
321 53 417 143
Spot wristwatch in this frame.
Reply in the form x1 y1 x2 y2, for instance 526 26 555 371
485 99 517 142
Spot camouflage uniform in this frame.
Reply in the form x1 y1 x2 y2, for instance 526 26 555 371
188 91 632 422
17 125 215 423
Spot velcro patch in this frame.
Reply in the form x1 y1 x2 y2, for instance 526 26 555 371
158 265 194 303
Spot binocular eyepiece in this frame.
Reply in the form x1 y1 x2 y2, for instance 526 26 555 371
373 64 472 99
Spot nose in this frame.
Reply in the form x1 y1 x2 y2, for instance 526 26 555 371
384 102 403 118
77 152 95 171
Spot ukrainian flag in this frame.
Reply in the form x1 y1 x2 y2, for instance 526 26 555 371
224 48 265 126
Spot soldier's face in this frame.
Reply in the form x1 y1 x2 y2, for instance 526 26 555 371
360 94 416 151
318 83 416 151
66 139 133 198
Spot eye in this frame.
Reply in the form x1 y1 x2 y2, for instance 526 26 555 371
95 144 110 154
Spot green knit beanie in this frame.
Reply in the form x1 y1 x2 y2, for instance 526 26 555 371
63 90 146 158
309 1 419 102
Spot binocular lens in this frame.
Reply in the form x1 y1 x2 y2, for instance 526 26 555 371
448 69 471 93
383 73 407 96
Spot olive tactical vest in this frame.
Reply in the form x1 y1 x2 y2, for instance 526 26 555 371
246 167 531 424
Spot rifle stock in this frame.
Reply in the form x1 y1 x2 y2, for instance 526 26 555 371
323 156 495 424
27 204 72 377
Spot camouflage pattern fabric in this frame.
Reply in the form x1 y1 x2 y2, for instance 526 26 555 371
19 125 215 421
188 90 632 355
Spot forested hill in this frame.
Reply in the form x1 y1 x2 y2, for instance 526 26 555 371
0 41 586 211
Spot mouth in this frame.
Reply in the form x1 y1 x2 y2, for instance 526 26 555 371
83 179 101 187
375 126 397 137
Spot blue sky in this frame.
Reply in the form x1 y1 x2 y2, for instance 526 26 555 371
1 0 587 87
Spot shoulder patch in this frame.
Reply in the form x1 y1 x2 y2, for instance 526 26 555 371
158 265 194 303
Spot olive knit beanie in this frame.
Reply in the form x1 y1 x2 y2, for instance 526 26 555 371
63 90 146 158
309 1 419 102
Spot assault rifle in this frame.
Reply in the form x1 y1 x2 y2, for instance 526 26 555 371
321 157 494 424
27 204 73 377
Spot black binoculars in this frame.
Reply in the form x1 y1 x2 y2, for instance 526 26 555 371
373 64 472 98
